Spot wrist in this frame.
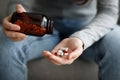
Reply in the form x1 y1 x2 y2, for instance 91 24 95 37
69 37 84 49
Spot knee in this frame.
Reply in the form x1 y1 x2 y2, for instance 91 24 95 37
0 42 23 62
0 34 25 63
102 28 120 50
98 27 120 64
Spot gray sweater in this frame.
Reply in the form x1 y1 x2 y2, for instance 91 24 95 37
8 0 119 50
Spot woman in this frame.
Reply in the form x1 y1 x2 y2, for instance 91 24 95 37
0 0 120 80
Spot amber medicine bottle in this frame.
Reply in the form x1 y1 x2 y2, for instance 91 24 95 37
11 12 54 36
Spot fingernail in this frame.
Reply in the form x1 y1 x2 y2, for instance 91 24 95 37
17 26 20 30
14 25 20 30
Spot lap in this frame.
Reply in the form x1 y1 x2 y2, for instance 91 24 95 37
25 32 60 61
81 25 120 63
1 24 120 62
0 27 61 61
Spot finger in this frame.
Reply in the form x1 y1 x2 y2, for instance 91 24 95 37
3 29 26 39
9 37 26 42
51 49 57 55
16 4 26 13
52 39 67 52
42 51 62 65
3 29 26 41
67 49 82 60
43 51 73 65
52 45 64 53
2 16 20 31
52 46 69 55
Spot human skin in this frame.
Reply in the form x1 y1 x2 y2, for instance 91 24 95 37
2 4 26 42
43 37 83 65
2 4 84 65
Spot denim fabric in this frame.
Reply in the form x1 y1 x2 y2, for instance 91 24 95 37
8 0 119 50
0 25 61 80
0 17 120 80
81 25 120 80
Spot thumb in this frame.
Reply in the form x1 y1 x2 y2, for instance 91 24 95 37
16 4 26 13
67 49 82 60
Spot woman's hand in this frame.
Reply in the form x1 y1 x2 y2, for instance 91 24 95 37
2 4 26 41
42 37 84 65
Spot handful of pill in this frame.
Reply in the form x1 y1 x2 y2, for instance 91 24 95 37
54 47 69 57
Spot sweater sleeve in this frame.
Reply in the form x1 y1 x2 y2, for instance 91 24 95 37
70 0 119 50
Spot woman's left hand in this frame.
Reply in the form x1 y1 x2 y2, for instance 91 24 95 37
42 37 84 65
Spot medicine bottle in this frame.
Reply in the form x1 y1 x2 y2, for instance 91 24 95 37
11 12 54 36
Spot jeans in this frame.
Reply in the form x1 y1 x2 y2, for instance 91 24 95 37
0 19 120 80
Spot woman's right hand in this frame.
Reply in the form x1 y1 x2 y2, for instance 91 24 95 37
2 4 26 41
